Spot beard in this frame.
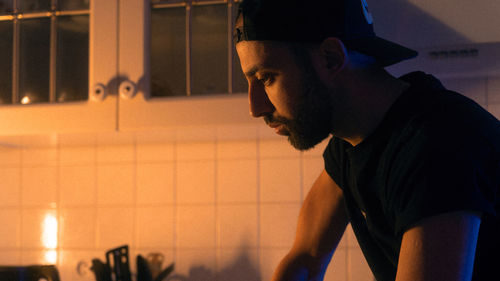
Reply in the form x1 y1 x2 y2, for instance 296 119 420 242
264 70 333 151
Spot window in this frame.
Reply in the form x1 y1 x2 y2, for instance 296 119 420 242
150 0 247 97
0 0 89 105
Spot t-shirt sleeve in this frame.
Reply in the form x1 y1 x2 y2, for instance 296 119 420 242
323 137 347 189
385 128 499 237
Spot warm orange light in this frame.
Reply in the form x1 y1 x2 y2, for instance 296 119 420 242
21 96 31 105
42 213 58 264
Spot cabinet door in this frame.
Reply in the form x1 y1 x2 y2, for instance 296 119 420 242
0 0 118 136
117 0 258 132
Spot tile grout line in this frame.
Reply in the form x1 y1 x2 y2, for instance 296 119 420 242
172 136 178 265
256 129 262 275
214 133 220 274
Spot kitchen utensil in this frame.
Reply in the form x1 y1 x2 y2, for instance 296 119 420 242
106 245 132 281
90 259 112 281
136 255 153 281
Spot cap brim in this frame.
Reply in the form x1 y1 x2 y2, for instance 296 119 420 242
344 37 418 66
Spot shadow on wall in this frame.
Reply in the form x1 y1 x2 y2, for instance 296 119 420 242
370 0 470 48
166 249 261 281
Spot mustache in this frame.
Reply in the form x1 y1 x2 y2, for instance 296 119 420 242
264 114 289 126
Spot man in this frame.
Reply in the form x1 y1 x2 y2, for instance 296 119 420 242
234 0 500 280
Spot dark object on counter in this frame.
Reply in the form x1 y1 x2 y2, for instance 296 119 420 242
91 245 132 281
106 245 132 281
136 255 153 281
137 255 175 281
90 259 112 281
0 265 60 281
155 262 175 281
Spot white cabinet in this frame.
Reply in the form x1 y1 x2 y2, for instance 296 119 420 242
117 0 256 132
0 0 119 136
0 0 256 137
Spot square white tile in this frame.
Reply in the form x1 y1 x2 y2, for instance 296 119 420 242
218 204 258 248
176 205 215 248
176 161 215 204
97 164 135 205
176 141 215 161
21 208 57 249
21 147 58 166
97 144 134 163
96 207 134 249
217 248 260 281
0 250 21 265
59 208 96 248
136 143 175 163
259 139 300 159
0 148 21 166
260 203 300 248
216 124 259 142
135 206 174 248
59 146 96 165
217 160 258 203
21 250 58 265
260 158 301 202
0 167 21 206
21 166 57 207
302 156 324 197
60 165 96 206
217 140 257 160
0 209 21 248
136 163 175 205
174 248 217 280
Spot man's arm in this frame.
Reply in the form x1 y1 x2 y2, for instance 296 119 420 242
396 211 481 281
271 169 350 281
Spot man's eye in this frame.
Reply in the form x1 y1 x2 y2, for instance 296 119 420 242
258 74 275 86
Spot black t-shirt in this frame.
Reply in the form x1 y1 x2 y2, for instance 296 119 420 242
323 72 500 281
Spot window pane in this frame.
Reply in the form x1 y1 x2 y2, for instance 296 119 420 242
0 21 13 104
151 7 186 97
58 0 89 10
19 18 50 104
56 15 89 102
0 0 14 14
191 4 228 95
19 0 51 12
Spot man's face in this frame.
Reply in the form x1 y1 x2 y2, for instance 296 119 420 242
236 41 333 150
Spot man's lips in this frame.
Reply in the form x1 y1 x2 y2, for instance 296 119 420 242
267 122 288 136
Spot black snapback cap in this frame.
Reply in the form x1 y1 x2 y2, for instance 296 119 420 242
234 0 418 66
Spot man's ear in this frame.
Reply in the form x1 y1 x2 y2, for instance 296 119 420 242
319 37 348 76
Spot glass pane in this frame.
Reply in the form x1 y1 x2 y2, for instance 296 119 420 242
0 21 13 104
19 18 50 104
0 0 14 14
59 0 89 10
151 7 186 97
232 4 247 94
191 4 228 95
56 15 89 102
19 0 51 12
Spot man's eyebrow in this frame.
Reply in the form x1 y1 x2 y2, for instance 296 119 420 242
244 65 260 78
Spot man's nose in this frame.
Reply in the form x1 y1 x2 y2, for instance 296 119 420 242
248 82 275 118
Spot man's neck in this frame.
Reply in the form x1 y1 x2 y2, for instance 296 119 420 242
335 70 410 147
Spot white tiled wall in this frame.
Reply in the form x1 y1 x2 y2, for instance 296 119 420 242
0 75 499 281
